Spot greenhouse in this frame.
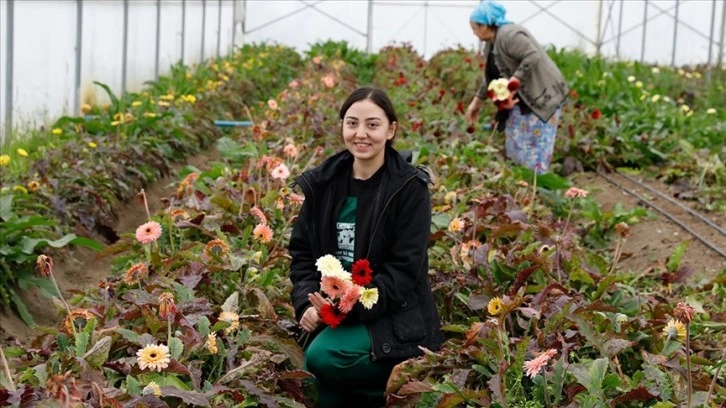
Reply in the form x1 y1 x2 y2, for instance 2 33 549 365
0 1 724 407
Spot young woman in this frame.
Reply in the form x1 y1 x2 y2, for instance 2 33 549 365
288 87 443 407
465 1 569 174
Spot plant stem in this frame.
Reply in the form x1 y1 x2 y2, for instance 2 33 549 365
685 323 692 408
167 318 172 344
140 188 151 222
542 372 551 408
0 346 15 391
705 350 725 405
50 273 77 337
608 237 624 275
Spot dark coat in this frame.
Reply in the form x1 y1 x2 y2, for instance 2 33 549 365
289 146 443 361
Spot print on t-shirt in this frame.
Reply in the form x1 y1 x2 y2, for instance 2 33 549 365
335 196 357 270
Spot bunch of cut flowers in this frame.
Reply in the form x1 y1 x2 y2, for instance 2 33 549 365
487 77 520 110
315 254 379 328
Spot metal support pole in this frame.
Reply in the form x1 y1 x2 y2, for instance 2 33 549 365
4 0 14 141
595 0 603 55
217 0 222 58
232 0 236 53
366 0 373 53
154 0 161 79
201 0 206 62
242 0 246 36
181 0 186 63
640 0 648 62
122 0 129 93
719 0 726 67
707 0 717 66
74 0 83 116
423 1 429 58
671 0 679 67
615 0 624 58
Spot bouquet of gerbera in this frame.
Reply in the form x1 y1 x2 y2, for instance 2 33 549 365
487 77 520 110
315 254 379 328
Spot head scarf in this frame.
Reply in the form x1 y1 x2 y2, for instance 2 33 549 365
470 1 511 27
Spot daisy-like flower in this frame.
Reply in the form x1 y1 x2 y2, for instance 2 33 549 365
322 73 336 88
488 297 504 316
219 310 240 334
135 221 162 244
523 349 557 378
36 254 55 277
0 154 10 166
316 255 349 279
270 163 290 180
289 193 305 205
338 285 363 313
206 333 219 354
142 381 162 397
448 217 464 233
706 108 717 114
673 302 696 324
564 187 589 199
136 343 171 372
351 259 374 286
615 222 631 238
64 309 94 334
267 99 278 110
158 292 178 320
321 275 352 300
204 239 230 259
17 148 28 157
663 319 687 342
359 288 379 309
320 303 347 328
52 128 63 135
170 208 190 222
615 313 629 324
283 143 299 158
124 263 148 285
487 78 511 101
81 103 92 114
250 206 267 225
253 223 273 244
289 79 300 89
444 191 457 204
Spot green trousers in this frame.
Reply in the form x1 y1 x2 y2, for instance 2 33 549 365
304 324 397 408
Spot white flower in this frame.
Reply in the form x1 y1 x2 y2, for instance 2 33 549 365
627 75 636 82
487 78 511 101
316 255 350 280
651 67 660 74
706 108 716 114
360 288 379 309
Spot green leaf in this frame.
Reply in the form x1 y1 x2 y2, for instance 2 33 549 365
0 194 14 220
126 375 142 396
69 236 104 251
9 288 35 327
666 241 689 272
93 81 120 112
197 316 211 338
114 328 140 344
169 337 184 360
84 336 112 368
20 233 78 254
75 331 90 357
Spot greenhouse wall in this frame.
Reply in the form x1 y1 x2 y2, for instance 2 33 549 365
2 0 724 143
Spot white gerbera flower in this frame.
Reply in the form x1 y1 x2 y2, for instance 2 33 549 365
316 255 350 280
360 288 379 309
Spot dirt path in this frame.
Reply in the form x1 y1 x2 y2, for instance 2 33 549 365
573 172 726 281
0 147 221 346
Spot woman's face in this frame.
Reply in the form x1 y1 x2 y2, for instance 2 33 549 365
470 21 495 42
342 99 396 167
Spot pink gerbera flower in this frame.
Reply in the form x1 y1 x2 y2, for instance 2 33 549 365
253 223 273 243
322 74 336 88
338 285 363 313
136 221 162 244
283 143 298 158
289 193 305 205
267 99 278 110
523 349 557 378
321 275 351 300
270 163 290 181
564 187 589 199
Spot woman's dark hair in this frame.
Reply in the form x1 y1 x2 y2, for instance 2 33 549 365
339 87 398 144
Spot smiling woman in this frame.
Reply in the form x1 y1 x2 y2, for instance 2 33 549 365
288 87 443 407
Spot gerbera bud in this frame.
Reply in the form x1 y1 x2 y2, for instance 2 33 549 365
158 292 178 320
36 254 54 277
615 222 631 238
673 302 696 324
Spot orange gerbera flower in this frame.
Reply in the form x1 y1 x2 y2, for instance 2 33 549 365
124 263 148 285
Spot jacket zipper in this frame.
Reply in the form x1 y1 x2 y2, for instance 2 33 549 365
366 174 417 259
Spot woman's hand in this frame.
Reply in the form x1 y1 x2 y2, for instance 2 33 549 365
300 306 321 332
308 292 329 312
465 97 483 125
499 90 519 110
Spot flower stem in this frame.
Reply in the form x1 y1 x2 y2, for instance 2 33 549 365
140 188 151 222
50 273 77 337
685 323 692 408
542 372 551 408
0 346 15 391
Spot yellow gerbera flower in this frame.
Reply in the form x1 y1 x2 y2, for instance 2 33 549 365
51 128 63 135
662 319 686 343
17 148 28 157
206 333 219 354
142 381 162 397
219 311 240 334
0 154 9 166
136 343 171 372
488 297 504 316
448 217 464 233
360 288 379 309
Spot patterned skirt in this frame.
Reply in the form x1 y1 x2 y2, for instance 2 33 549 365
504 104 562 174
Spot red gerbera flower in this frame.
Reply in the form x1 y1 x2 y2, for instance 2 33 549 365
320 303 347 328
591 109 602 120
351 259 374 286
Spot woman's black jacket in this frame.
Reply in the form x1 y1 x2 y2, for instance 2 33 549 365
288 146 443 361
